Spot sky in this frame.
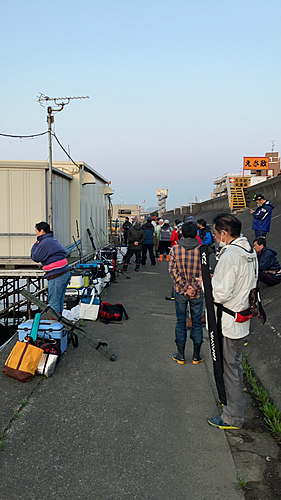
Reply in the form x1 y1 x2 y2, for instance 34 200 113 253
1 0 281 211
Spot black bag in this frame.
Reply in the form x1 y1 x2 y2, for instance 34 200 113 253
249 287 266 324
99 302 129 324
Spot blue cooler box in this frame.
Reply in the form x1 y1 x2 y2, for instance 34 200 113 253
18 319 68 353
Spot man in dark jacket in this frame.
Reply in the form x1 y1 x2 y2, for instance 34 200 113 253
122 223 145 272
253 237 281 286
122 217 132 245
141 218 156 266
250 194 274 237
31 221 71 313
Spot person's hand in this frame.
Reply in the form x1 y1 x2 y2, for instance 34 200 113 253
134 241 138 246
186 285 196 297
250 209 254 214
195 277 202 288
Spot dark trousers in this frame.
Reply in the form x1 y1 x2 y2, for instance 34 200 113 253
142 244 156 265
124 231 128 245
159 240 171 256
259 270 281 286
254 230 267 238
123 248 142 265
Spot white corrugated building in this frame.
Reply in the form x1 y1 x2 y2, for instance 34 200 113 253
0 160 113 266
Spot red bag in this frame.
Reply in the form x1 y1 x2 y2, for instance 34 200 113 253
99 302 128 324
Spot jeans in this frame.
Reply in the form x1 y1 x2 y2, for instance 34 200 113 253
174 291 203 346
48 271 71 313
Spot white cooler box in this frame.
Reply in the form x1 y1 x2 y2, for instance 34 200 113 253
18 319 68 353
79 293 100 321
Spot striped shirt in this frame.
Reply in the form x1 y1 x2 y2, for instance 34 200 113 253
169 242 202 298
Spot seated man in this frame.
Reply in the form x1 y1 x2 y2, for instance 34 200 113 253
253 237 281 286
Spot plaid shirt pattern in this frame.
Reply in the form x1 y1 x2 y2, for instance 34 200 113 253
169 243 202 298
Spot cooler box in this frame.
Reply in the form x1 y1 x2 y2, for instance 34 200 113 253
79 293 100 321
18 320 68 353
68 271 90 289
77 261 106 278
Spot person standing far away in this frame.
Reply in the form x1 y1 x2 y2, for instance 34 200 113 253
122 221 145 272
141 217 156 267
30 222 71 314
157 219 172 262
169 221 204 365
170 219 181 247
207 213 257 430
250 193 274 238
122 217 132 245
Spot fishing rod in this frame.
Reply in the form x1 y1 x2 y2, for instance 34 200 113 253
86 228 101 260
90 216 103 249
72 235 82 263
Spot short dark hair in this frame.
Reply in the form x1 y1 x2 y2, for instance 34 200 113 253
175 218 181 225
182 222 198 238
35 221 51 233
197 218 206 227
253 237 266 247
213 213 241 238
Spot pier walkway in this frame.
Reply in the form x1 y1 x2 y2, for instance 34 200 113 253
0 260 276 499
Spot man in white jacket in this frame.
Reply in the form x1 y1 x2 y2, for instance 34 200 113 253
208 213 257 430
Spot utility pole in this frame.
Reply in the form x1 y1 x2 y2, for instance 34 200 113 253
38 93 89 230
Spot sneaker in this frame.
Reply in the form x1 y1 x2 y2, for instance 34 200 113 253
208 417 240 429
165 296 175 301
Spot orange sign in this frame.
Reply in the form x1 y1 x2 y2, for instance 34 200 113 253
243 157 269 170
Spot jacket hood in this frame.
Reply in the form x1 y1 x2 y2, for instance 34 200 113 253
178 238 199 250
219 237 256 263
133 223 141 230
264 200 275 209
261 247 277 257
142 222 154 230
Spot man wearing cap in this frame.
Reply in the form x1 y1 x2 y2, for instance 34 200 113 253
250 194 274 238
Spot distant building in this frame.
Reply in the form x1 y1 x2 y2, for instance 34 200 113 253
112 204 140 223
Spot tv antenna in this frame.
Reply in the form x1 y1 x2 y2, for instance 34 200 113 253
270 139 275 152
38 93 89 229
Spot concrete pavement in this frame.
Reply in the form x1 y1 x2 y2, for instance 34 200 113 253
1 260 244 499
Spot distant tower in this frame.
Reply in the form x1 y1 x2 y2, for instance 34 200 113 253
157 189 168 216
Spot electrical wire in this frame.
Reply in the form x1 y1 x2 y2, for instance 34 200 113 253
51 132 80 170
0 131 48 139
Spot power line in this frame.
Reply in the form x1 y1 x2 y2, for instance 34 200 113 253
51 132 80 169
0 131 48 139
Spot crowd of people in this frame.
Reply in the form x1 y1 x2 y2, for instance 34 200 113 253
119 192 279 430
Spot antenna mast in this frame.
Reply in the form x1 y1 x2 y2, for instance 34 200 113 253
38 93 89 230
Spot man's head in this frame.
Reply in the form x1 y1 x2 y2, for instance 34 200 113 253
158 219 163 225
253 193 265 206
213 213 241 246
164 219 169 225
152 216 157 221
181 222 198 239
253 237 266 254
147 217 152 223
197 218 206 230
35 221 50 236
125 217 129 221
175 218 181 228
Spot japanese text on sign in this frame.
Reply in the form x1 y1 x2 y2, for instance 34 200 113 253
243 157 269 170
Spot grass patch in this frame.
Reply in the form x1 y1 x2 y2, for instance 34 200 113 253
234 473 248 491
242 352 281 441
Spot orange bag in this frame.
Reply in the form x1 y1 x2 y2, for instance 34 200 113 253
2 341 44 382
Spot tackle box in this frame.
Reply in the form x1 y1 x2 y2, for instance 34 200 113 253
67 271 90 289
18 319 68 353
77 261 106 278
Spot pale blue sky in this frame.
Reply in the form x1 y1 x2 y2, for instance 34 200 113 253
1 0 281 210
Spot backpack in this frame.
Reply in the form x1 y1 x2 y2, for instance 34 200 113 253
99 302 129 324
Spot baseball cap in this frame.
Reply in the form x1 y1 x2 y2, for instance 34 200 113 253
253 193 264 201
164 219 169 224
152 216 157 220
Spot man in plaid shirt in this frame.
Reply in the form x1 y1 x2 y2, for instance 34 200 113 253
169 221 203 365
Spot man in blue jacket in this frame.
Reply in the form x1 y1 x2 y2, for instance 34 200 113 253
253 237 281 286
141 218 156 266
31 222 71 314
250 194 274 238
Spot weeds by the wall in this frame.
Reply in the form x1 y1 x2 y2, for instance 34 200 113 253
242 352 281 441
